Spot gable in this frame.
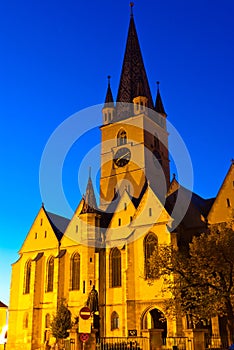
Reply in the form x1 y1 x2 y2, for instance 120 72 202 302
105 186 172 247
108 190 136 228
19 207 67 253
105 190 136 246
208 163 234 224
61 212 85 247
132 185 172 227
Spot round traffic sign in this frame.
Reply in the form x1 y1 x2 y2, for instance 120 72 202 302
79 306 91 320
80 333 90 343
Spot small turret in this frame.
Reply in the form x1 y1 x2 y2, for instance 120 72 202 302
79 170 101 244
81 169 97 214
155 81 167 118
102 76 115 124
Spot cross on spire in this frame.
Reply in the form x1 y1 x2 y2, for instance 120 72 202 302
130 2 134 17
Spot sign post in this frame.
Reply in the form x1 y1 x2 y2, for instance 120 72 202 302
80 333 90 350
79 307 92 344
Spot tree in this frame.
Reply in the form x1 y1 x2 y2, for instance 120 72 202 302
51 299 72 348
149 223 234 345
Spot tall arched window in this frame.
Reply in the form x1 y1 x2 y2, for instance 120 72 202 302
45 313 50 329
110 248 121 287
24 260 32 294
70 252 80 290
154 132 160 149
144 233 158 279
111 311 120 330
117 129 127 146
46 257 54 292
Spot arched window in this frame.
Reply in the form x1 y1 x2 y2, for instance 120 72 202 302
111 311 120 330
110 248 121 287
24 260 31 294
23 312 29 329
117 129 127 146
144 233 158 279
70 252 80 290
45 313 50 329
154 132 160 149
46 257 54 292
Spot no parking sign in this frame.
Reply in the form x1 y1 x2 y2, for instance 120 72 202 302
80 333 90 343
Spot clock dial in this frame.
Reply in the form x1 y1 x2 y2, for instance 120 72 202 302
113 147 131 167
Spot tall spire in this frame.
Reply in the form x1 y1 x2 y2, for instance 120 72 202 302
116 6 154 114
155 81 166 117
104 75 114 107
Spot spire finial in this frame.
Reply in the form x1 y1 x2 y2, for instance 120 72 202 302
156 81 160 90
130 2 134 17
107 75 111 86
89 166 92 178
231 159 234 165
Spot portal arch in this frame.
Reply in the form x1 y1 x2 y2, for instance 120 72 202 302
141 306 167 339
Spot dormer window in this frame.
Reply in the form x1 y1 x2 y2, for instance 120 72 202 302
117 129 127 146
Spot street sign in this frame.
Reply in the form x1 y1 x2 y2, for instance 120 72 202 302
80 333 90 343
79 306 91 320
128 329 137 337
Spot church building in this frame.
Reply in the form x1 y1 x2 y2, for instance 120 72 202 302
6 5 234 350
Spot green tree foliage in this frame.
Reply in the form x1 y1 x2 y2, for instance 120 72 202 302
149 224 234 343
51 299 72 341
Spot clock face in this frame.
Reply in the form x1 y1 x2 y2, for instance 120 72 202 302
113 147 131 167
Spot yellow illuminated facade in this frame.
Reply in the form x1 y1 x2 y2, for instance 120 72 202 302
6 9 234 350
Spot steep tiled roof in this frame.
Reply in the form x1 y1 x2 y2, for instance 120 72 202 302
0 301 7 308
165 185 214 231
45 211 70 241
116 15 154 116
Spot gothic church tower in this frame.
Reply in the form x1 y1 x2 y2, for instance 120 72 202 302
100 9 170 210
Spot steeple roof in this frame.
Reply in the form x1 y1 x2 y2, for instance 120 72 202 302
155 82 166 116
104 76 114 107
116 14 154 110
81 173 97 213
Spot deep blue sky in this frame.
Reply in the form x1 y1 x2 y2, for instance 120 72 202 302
0 0 234 305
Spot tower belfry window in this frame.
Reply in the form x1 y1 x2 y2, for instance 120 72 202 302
117 129 127 146
154 133 160 149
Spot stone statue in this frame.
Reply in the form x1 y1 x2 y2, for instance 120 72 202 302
87 285 99 313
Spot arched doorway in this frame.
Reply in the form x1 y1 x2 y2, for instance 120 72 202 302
150 309 167 340
141 307 167 344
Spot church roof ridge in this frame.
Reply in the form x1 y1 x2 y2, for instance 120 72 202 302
45 210 70 241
